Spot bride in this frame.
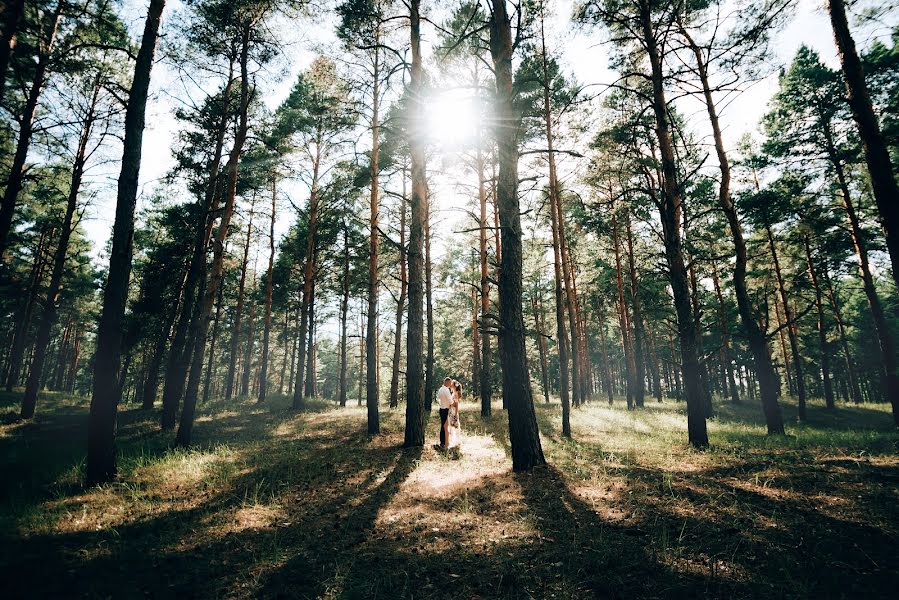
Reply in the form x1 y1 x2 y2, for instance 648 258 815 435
446 380 463 451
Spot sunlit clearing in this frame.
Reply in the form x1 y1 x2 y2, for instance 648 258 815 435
426 89 478 148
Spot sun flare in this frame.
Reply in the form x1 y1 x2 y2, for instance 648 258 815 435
426 90 479 148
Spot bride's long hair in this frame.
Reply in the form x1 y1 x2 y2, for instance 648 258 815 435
453 380 463 398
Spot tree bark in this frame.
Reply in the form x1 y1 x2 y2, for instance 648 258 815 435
338 223 350 407
612 208 635 409
303 277 317 398
623 207 646 408
142 266 187 409
225 206 255 400
86 0 166 485
240 275 257 397
476 62 492 415
823 266 862 405
639 0 707 447
680 21 782 434
489 0 545 469
404 0 426 447
366 34 381 433
202 281 224 404
0 0 25 100
389 184 407 409
425 197 435 413
710 260 739 404
532 293 550 404
803 234 835 410
176 24 252 447
827 0 899 295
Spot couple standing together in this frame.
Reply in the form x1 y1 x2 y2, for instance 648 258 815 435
435 377 462 451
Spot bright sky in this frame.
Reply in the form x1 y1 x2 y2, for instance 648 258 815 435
78 0 881 289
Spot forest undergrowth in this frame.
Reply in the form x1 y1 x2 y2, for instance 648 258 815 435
1 391 897 599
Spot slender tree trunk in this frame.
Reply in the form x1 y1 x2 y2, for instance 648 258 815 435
640 0 707 446
303 278 317 399
404 0 426 447
774 293 794 396
472 285 481 397
142 267 187 409
176 25 252 447
359 306 365 406
623 208 646 408
338 225 350 407
827 0 899 294
766 220 806 421
532 294 550 404
366 38 381 433
710 260 740 404
489 0 545 469
680 19 783 435
258 177 276 403
803 234 835 410
0 1 62 257
597 301 614 404
425 200 435 413
240 277 257 397
160 67 234 429
612 208 635 409
547 145 571 432
389 184 407 409
225 206 255 400
476 64 492 415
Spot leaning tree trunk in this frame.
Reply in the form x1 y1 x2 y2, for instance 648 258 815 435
87 0 166 485
0 1 63 258
403 0 426 447
176 24 251 447
827 0 899 297
681 23 783 435
640 0 707 447
258 177 276 403
489 0 545 470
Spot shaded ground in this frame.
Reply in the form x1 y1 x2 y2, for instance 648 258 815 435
1 390 897 599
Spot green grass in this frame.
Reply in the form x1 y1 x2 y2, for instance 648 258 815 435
1 390 897 598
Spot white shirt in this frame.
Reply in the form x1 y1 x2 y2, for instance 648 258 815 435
437 385 453 409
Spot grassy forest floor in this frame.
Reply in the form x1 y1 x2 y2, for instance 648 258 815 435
1 390 898 599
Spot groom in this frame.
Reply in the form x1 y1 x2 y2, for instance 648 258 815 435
435 377 454 449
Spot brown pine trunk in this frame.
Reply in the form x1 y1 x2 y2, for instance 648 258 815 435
338 224 350 407
612 209 635 409
258 177 276 403
827 0 899 300
710 261 740 404
404 0 426 447
533 294 550 404
476 62 492 415
623 208 646 408
0 1 62 257
472 285 481 397
225 206 254 400
803 234 835 409
766 220 806 421
366 36 381 433
161 67 235 429
489 0 545 469
425 201 435 413
22 74 98 418
680 18 783 434
240 276 257 397
303 278 317 399
773 293 793 396
389 185 407 409
359 306 366 406
142 267 188 409
597 301 614 404
640 0 707 446
176 24 252 447
202 282 224 404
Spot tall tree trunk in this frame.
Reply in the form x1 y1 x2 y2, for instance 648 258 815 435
827 0 899 294
303 278 317 398
773 293 794 396
67 326 81 392
425 199 435 413
160 67 234 429
358 305 365 406
225 206 255 400
366 37 381 433
258 177 277 403
623 208 646 408
803 234 835 410
404 0 426 447
476 63 492 416
389 185 407 409
338 224 350 407
0 1 62 257
597 301 614 404
710 260 740 404
489 0 545 469
680 19 783 435
176 24 252 447
471 285 481 397
240 276 257 397
765 220 806 421
547 128 571 433
640 0 707 447
21 114 87 418
612 208 635 409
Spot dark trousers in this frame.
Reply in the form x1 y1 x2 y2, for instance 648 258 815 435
439 408 449 446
